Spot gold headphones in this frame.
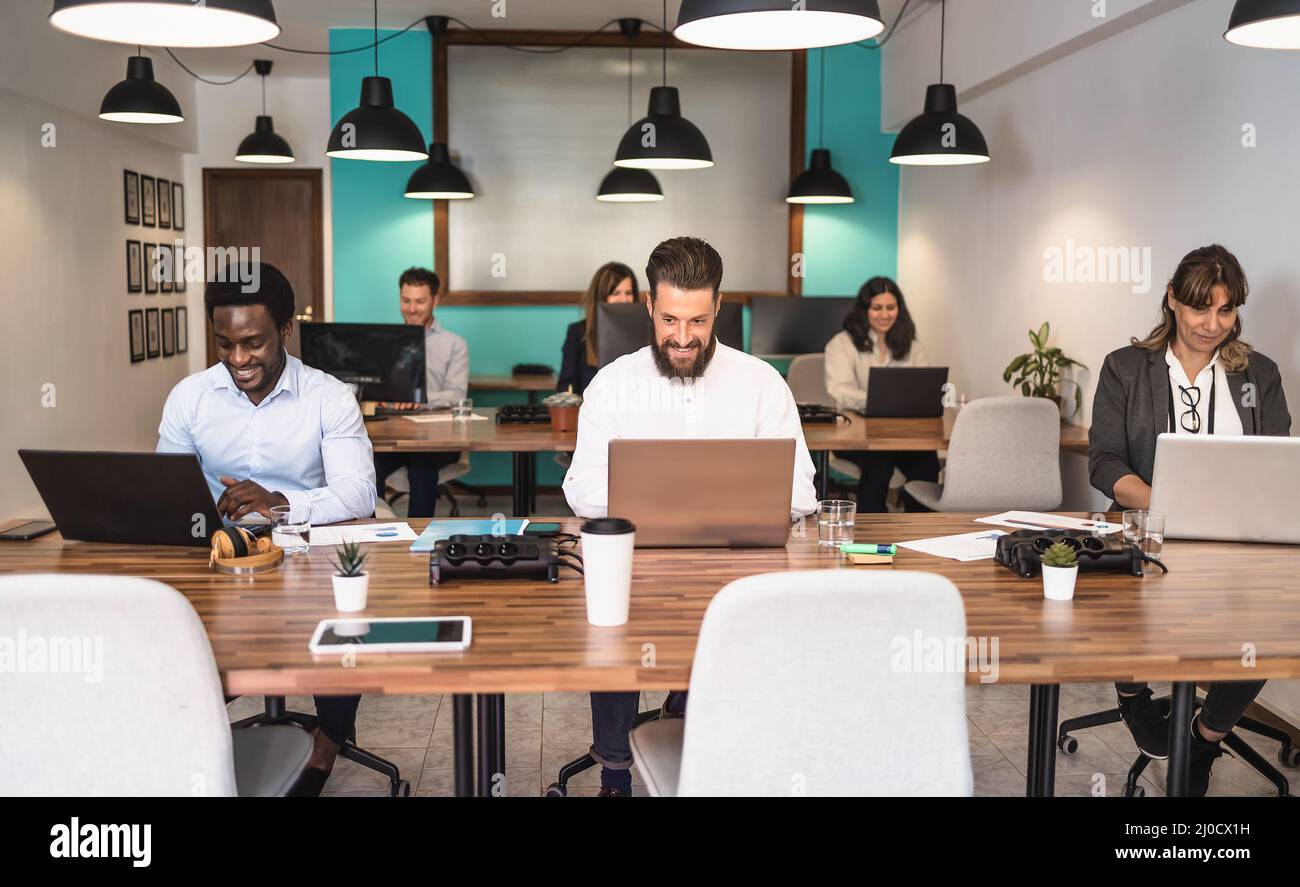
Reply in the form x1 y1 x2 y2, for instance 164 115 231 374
210 526 284 574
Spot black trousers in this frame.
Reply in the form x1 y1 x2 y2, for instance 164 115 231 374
314 695 361 746
374 451 460 518
837 450 941 513
1116 681 1267 735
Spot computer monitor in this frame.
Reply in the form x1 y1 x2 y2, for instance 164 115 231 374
597 302 744 367
299 322 426 402
749 296 856 356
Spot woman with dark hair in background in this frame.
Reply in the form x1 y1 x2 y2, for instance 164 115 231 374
557 262 640 395
824 276 939 512
1089 243 1291 796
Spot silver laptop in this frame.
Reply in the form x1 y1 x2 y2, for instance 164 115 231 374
608 439 796 547
1149 433 1300 543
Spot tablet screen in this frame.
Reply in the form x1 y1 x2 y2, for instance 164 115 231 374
316 619 465 648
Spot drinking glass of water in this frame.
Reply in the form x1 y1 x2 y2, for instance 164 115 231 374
452 398 474 420
270 505 310 555
817 500 856 548
1123 509 1165 558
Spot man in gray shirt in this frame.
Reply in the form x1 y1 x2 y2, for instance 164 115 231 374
373 267 469 516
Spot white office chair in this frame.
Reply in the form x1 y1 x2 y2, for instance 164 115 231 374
382 454 473 516
785 353 868 486
629 570 973 797
0 574 310 796
903 396 1062 512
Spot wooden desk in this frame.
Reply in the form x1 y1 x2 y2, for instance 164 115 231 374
468 374 558 403
366 408 1090 510
3 513 1296 796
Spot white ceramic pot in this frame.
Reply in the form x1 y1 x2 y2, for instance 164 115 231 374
1042 564 1078 601
331 572 369 613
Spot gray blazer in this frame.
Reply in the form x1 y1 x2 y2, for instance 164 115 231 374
1088 344 1292 504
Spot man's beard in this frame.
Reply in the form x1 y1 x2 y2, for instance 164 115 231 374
652 334 717 380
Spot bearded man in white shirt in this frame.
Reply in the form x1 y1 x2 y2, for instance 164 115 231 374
562 235 817 796
157 262 376 796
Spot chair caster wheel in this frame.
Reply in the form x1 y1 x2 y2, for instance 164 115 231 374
1279 746 1300 768
1124 784 1146 798
544 782 567 797
392 779 411 797
1058 735 1078 754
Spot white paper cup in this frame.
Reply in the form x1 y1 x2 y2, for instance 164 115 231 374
580 518 636 627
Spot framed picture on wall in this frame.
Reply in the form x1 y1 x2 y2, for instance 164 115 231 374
126 240 142 292
129 309 145 363
162 307 175 356
143 243 158 294
172 236 185 291
172 182 184 231
158 244 173 292
124 170 140 224
141 175 156 227
145 307 160 358
176 305 188 353
158 178 171 229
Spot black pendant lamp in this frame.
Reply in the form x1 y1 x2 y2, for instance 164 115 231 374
890 0 989 166
50 0 280 48
599 39 664 202
236 60 294 163
1224 0 1300 48
614 1 713 170
99 52 183 124
405 143 474 199
675 0 884 50
326 0 427 162
788 50 853 204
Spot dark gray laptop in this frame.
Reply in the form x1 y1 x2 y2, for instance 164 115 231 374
863 367 950 418
18 450 223 547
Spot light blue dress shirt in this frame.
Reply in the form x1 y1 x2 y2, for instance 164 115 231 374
423 318 469 408
156 355 377 525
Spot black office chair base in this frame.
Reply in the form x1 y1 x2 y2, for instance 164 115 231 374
545 707 661 797
1058 694 1296 797
231 697 411 797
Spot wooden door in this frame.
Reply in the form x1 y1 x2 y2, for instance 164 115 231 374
201 168 323 365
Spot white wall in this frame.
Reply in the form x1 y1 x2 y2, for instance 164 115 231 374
0 1 200 521
885 0 1300 723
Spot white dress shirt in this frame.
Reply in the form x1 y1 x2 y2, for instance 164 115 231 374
824 329 930 414
424 318 470 408
563 342 818 520
157 355 377 525
1164 345 1243 436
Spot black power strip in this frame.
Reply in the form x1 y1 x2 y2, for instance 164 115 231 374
428 534 567 584
496 404 551 425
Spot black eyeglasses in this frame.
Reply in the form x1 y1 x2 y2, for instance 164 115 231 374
1178 385 1202 433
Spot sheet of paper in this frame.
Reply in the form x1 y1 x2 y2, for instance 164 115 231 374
402 412 489 423
897 529 1007 562
309 522 419 546
975 511 1121 535
410 518 531 552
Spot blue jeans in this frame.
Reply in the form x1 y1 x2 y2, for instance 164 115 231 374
590 690 687 790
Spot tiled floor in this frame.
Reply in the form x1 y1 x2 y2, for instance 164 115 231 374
238 490 1287 797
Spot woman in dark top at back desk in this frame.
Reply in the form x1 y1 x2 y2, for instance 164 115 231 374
558 262 639 395
1088 243 1291 797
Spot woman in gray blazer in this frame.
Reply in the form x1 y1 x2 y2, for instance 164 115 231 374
1089 244 1292 796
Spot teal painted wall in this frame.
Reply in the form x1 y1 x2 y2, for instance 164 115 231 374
328 34 897 487
801 45 899 295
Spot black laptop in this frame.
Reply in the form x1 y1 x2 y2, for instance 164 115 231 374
862 367 950 418
18 450 224 547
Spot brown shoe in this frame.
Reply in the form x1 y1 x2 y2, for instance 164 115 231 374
596 786 632 797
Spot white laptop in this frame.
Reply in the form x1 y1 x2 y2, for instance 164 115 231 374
1149 433 1300 544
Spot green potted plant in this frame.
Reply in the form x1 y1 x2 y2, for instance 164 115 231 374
1040 541 1079 600
1003 322 1087 418
329 540 369 612
543 387 582 432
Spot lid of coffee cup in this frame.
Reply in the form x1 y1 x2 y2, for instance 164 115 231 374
581 517 635 535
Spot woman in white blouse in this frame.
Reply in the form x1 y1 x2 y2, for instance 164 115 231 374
824 276 939 512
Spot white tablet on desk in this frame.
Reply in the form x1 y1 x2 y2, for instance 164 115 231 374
308 616 472 654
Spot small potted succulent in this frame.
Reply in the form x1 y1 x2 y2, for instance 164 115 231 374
329 540 370 613
1040 541 1079 601
544 387 582 432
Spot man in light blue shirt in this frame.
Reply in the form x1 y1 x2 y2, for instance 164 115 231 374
157 262 374 796
373 267 470 516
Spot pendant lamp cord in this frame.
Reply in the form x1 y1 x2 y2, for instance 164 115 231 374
939 0 946 84
373 0 379 76
261 72 267 115
661 0 667 86
818 48 825 148
627 46 633 126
